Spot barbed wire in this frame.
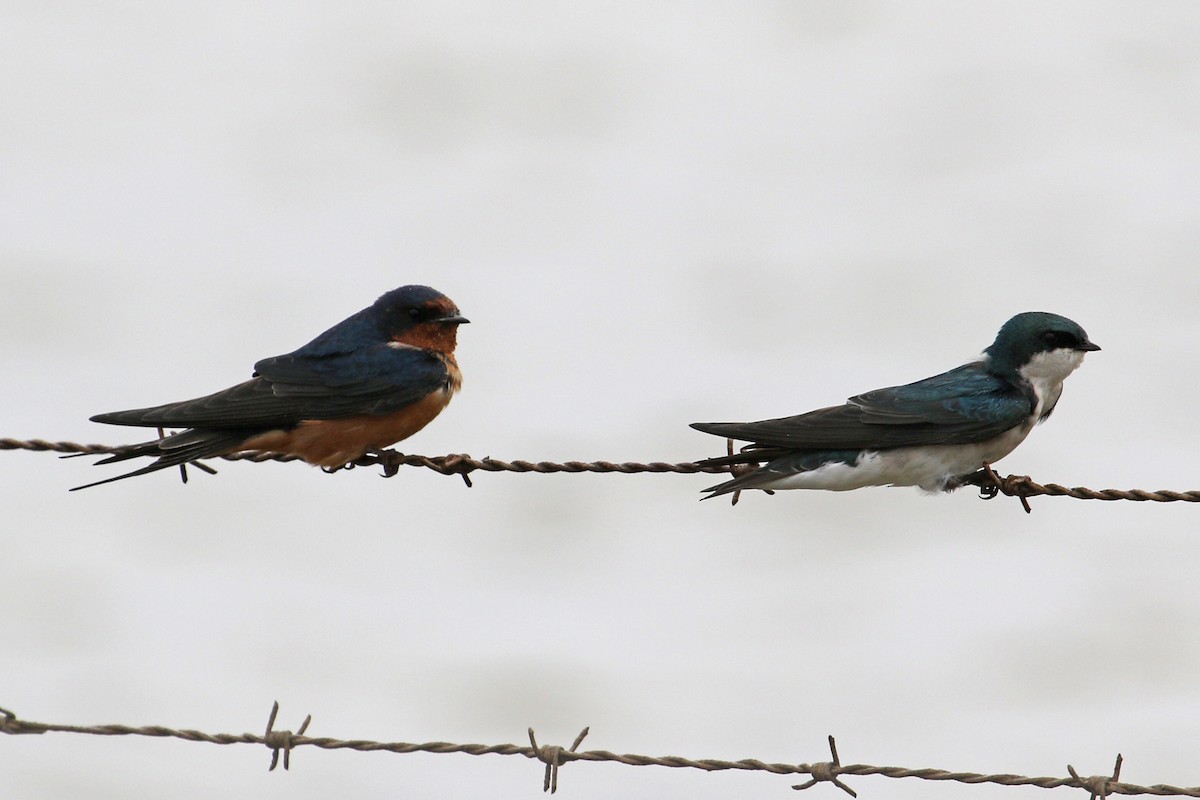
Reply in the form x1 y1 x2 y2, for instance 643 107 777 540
4 437 1200 511
6 438 1199 792
2 703 1196 797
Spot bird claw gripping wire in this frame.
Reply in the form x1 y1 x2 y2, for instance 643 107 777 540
339 450 475 486
793 736 857 797
528 726 589 793
962 462 1034 514
336 448 401 477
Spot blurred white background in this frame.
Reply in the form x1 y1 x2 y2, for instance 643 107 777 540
3 2 1199 797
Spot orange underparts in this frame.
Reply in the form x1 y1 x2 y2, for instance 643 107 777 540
240 389 454 468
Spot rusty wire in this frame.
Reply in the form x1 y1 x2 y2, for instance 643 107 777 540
4 437 1200 508
2 704 1197 797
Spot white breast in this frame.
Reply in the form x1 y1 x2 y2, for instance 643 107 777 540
1019 347 1086 418
763 430 1035 493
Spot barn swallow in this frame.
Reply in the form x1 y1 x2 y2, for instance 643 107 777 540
73 285 467 490
692 311 1099 499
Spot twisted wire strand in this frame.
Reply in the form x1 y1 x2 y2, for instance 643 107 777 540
3 707 1199 796
0 437 733 477
4 437 1200 504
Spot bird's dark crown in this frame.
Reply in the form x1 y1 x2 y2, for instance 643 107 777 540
984 311 1098 375
372 285 465 332
280 285 465 360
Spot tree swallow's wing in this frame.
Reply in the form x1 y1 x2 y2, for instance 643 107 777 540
693 363 1034 450
90 345 451 429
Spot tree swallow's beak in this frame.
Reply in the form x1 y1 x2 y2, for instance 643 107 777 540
1077 340 1101 352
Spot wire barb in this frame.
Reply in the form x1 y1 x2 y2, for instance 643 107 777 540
263 701 312 771
718 437 780 506
980 462 1034 513
1068 755 1123 800
793 735 857 797
527 726 589 793
0 706 46 736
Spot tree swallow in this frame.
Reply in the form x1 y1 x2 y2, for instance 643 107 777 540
691 311 1099 499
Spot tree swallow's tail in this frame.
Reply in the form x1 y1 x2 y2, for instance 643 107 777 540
699 472 766 499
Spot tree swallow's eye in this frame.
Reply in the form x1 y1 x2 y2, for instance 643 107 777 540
1041 330 1074 348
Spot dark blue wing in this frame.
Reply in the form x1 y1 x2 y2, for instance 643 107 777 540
91 344 449 429
692 362 1034 450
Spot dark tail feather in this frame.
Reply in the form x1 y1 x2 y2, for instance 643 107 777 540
697 468 765 498
71 429 251 491
693 447 787 469
90 441 171 466
71 458 199 491
690 422 787 468
699 480 737 499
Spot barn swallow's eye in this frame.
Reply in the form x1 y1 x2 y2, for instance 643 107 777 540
407 307 422 320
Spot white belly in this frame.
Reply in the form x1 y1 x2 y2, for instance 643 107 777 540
761 420 1036 492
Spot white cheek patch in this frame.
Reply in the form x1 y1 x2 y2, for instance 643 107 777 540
1019 348 1086 417
1020 348 1086 383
